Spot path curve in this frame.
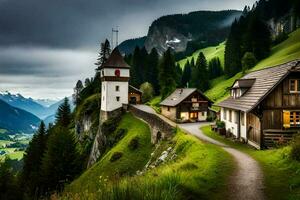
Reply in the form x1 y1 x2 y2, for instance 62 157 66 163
133 105 265 200
178 123 265 200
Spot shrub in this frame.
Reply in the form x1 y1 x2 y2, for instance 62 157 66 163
110 152 123 162
291 135 300 161
128 137 139 150
216 120 225 129
206 115 215 122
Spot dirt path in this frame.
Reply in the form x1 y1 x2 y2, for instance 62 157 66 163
179 123 265 200
133 105 265 200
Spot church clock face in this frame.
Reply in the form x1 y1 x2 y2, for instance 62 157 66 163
115 69 120 77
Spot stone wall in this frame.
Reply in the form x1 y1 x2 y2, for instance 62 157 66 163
129 105 175 143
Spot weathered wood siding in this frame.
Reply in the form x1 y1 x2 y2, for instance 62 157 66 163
247 113 261 145
261 73 300 130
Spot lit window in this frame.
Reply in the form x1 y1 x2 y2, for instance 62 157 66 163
116 96 120 101
116 85 120 91
290 79 300 93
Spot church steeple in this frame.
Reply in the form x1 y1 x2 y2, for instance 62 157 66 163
100 48 131 115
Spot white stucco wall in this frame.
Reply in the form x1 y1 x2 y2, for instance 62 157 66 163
101 81 128 112
220 108 248 140
101 68 129 77
198 111 207 121
220 108 238 137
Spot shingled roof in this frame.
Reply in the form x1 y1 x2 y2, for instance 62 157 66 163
160 88 212 107
100 48 130 69
217 60 300 112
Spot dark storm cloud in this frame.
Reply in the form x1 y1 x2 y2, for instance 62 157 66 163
0 0 256 48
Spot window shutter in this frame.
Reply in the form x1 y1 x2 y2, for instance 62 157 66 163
283 110 290 128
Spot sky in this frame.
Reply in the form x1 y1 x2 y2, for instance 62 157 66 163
0 0 256 100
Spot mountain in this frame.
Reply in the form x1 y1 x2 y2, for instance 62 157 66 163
34 99 58 107
0 91 47 118
0 99 41 134
118 36 146 55
144 10 242 54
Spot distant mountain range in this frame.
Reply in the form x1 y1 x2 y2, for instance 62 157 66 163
0 99 40 134
118 10 242 55
0 91 74 125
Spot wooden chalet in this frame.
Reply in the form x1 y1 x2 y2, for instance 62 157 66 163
160 88 213 122
218 60 300 149
128 85 142 104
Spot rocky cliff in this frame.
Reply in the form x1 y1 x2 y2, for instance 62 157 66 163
144 10 242 54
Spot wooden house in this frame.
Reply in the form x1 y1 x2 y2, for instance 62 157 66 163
160 88 213 122
128 85 142 104
218 60 300 149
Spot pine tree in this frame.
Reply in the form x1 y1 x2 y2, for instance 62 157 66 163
130 46 142 87
55 97 71 127
208 57 223 79
95 39 111 70
159 48 177 99
181 61 192 88
22 121 47 198
40 126 80 193
73 80 83 106
224 19 242 77
175 63 183 87
147 48 160 95
191 52 209 91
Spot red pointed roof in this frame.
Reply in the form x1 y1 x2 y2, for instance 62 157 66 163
100 48 130 69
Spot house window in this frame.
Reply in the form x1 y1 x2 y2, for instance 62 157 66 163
223 109 227 120
234 111 238 124
283 111 300 128
191 98 197 102
101 70 104 76
290 79 300 93
116 96 120 102
241 112 245 126
229 110 232 122
167 107 170 111
116 85 120 91
201 112 205 116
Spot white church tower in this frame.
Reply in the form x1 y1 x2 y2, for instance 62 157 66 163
100 48 130 120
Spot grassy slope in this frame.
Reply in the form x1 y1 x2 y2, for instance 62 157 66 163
201 126 300 200
66 112 153 192
178 42 225 68
64 114 234 199
205 28 300 104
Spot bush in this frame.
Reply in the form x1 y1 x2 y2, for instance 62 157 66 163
216 120 225 129
206 115 215 122
128 137 139 150
291 135 300 161
110 152 123 162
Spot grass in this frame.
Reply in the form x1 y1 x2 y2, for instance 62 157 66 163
75 93 100 120
146 96 162 113
178 42 225 69
252 29 300 71
66 112 153 193
63 115 234 200
201 125 300 200
205 28 300 104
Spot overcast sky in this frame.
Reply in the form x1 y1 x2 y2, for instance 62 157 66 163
0 0 256 100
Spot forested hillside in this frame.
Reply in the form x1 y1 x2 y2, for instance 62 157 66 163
0 99 40 134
